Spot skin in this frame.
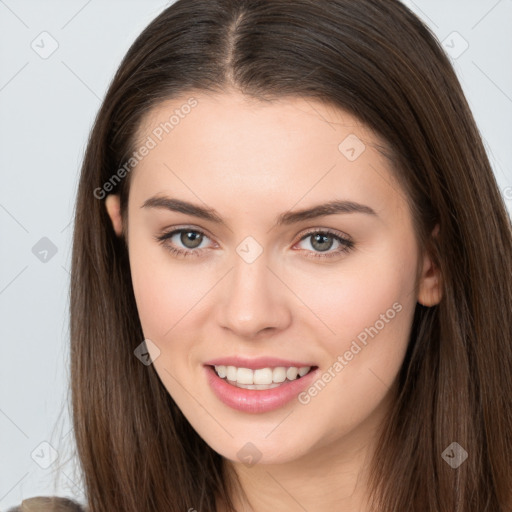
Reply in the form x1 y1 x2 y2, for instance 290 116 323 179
105 89 442 512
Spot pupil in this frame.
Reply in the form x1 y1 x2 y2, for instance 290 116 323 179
312 233 333 252
182 231 202 248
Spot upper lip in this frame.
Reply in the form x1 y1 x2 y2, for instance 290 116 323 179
203 356 316 370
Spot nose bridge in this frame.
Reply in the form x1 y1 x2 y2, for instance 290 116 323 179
232 248 269 297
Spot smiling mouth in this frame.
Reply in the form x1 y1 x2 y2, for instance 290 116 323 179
210 364 317 390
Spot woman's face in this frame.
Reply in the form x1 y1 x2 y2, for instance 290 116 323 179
106 90 440 466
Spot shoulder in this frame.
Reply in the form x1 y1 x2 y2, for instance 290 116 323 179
6 496 87 512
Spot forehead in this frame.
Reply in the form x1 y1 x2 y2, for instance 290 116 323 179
134 90 386 157
129 91 405 217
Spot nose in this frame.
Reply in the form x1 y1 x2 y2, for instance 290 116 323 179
216 252 292 339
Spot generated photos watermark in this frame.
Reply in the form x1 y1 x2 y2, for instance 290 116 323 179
298 301 403 405
93 97 198 200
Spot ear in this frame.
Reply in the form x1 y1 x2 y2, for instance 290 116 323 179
105 194 123 237
417 224 443 307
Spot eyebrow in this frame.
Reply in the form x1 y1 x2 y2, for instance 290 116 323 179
141 195 377 227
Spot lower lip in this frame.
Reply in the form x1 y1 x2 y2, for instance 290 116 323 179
204 365 319 414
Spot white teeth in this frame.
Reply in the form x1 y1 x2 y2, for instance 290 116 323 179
236 367 254 384
253 368 273 385
213 365 312 385
272 367 287 383
286 367 299 380
226 366 237 381
232 382 282 390
298 367 310 377
216 365 227 378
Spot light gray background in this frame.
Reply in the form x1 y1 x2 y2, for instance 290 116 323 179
0 0 511 509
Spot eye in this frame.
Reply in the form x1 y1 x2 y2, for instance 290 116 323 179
294 228 354 259
154 226 355 260
154 227 213 258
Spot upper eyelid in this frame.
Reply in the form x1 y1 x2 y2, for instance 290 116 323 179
158 225 216 245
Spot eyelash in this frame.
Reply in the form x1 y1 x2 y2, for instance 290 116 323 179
154 226 355 260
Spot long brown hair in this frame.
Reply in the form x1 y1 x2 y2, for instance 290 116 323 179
69 0 512 510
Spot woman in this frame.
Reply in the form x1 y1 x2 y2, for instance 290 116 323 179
14 0 512 510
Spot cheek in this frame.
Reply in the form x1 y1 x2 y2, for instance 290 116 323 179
290 248 417 445
291 249 417 441
298 244 417 357
128 232 208 341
